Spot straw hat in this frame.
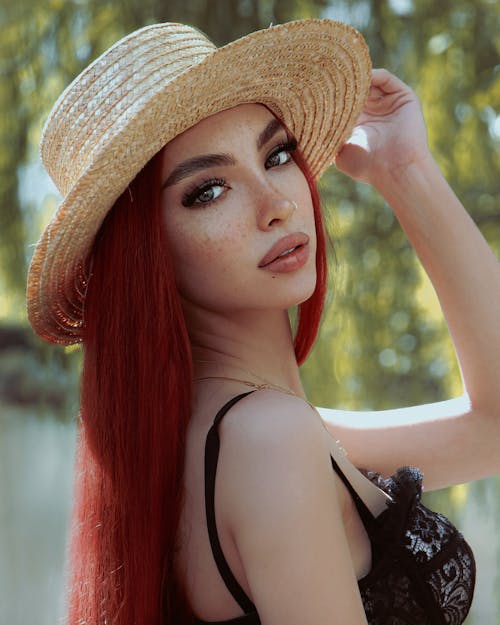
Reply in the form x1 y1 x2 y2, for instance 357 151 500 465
27 19 371 344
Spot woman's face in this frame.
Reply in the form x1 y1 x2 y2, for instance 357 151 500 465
160 104 317 315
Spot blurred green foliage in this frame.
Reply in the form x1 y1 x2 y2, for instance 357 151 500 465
0 0 498 413
0 4 499 622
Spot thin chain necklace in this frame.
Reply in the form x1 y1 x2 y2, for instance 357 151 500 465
196 374 300 397
194 362 344 453
194 359 301 398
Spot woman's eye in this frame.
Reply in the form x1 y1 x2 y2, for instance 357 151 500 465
265 139 297 169
266 149 291 168
196 184 224 203
182 179 226 207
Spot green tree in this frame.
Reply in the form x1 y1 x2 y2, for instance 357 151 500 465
0 0 498 414
301 0 500 409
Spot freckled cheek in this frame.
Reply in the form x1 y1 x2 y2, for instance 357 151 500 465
172 221 251 278
171 223 253 307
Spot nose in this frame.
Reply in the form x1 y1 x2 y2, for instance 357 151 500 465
256 185 297 231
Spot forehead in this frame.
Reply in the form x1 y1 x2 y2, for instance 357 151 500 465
162 103 284 162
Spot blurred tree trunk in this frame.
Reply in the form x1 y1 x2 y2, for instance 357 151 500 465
0 32 29 298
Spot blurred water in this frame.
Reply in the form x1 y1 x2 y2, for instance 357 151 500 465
0 408 498 624
0 406 76 625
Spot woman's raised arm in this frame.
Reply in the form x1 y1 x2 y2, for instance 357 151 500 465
324 69 500 489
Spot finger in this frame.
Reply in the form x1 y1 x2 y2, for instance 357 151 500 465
370 68 412 95
334 141 371 181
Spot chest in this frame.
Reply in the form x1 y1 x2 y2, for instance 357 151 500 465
335 473 373 579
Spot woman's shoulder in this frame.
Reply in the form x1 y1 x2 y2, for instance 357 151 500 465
212 390 367 623
215 388 328 459
213 389 338 518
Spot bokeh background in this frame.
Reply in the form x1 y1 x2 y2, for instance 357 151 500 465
0 0 499 623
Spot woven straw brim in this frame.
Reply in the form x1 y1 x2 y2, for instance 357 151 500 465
27 19 371 344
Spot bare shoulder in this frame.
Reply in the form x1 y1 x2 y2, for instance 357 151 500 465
215 388 339 532
215 390 368 623
217 388 327 457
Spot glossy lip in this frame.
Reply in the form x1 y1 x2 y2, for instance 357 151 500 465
258 232 310 268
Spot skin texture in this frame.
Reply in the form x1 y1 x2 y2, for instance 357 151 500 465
325 70 500 489
161 71 500 625
161 104 317 317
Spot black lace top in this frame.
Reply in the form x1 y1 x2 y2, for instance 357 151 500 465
195 392 476 625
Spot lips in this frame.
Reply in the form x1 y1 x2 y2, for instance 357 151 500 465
258 232 310 268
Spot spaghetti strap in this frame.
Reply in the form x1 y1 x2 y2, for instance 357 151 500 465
329 455 376 528
201 394 476 625
204 392 377 612
204 392 257 614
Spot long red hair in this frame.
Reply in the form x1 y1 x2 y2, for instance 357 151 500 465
67 143 327 624
293 149 327 365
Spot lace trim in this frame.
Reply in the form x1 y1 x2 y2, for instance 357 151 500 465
360 467 476 625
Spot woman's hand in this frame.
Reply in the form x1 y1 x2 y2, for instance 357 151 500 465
330 70 500 489
335 69 430 188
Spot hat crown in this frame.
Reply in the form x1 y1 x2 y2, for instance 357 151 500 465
41 23 216 196
29 19 371 344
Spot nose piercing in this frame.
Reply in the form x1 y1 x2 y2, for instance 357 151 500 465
290 200 298 213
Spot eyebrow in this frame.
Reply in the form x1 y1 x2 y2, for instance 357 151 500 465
256 117 283 151
161 153 235 189
161 117 286 189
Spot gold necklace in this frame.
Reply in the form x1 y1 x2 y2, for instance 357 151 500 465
195 366 345 454
193 358 300 397
195 374 299 397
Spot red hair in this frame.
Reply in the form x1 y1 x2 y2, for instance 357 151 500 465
67 145 326 624
293 149 327 365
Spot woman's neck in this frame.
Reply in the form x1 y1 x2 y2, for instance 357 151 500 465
185 305 306 398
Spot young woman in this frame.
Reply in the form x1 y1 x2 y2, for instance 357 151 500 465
27 19 499 625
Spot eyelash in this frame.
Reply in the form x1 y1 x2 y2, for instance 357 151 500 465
266 138 298 169
181 137 298 208
182 177 227 207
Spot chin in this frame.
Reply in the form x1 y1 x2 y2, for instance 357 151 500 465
279 275 317 308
